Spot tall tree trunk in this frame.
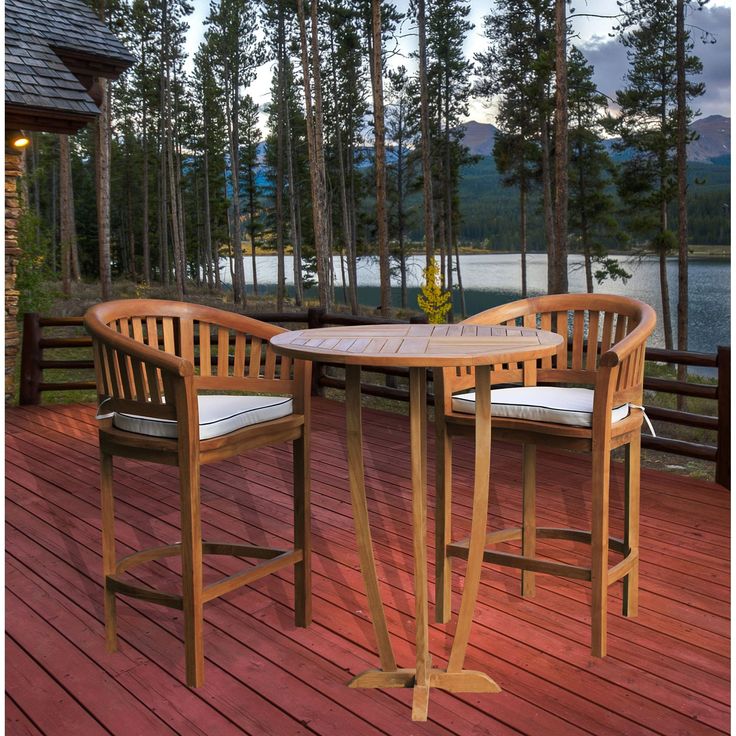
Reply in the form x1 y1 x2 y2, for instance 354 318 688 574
247 165 259 296
553 0 569 293
285 97 303 305
141 46 151 284
165 72 184 300
158 1 169 286
59 134 74 296
50 152 58 275
577 144 594 293
453 238 466 319
30 132 41 249
225 65 247 306
519 172 528 298
416 0 434 265
202 104 214 291
297 0 331 310
660 195 673 350
535 10 555 294
675 0 688 405
396 106 407 309
371 0 391 315
96 77 112 300
329 25 358 314
275 16 286 311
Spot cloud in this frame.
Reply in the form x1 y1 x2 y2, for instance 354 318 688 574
578 4 730 118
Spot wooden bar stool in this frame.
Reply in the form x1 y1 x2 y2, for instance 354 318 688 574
434 294 656 656
85 299 312 686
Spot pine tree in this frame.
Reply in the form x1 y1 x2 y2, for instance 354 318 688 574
567 46 629 292
477 0 547 297
613 0 704 349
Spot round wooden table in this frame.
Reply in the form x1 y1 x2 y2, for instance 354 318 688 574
271 323 562 721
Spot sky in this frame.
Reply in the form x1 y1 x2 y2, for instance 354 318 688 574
184 0 732 127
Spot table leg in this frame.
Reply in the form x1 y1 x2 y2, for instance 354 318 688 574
344 365 397 673
409 368 431 720
349 363 499 721
447 365 499 680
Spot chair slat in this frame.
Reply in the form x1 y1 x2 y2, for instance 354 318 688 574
586 311 600 371
234 333 246 378
131 318 144 344
248 337 263 378
162 318 176 355
146 317 159 350
217 328 230 377
555 311 568 369
572 311 584 370
540 313 553 369
615 314 628 344
280 355 293 380
199 323 211 377
145 363 163 404
104 344 124 399
131 357 148 401
180 318 194 364
264 344 277 379
601 312 615 354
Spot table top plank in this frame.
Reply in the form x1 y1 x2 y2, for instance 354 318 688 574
271 323 563 368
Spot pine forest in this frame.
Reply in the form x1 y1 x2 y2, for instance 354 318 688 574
18 0 730 348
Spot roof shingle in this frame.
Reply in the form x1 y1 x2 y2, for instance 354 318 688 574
5 0 134 123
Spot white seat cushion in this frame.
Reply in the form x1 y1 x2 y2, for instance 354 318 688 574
451 386 629 428
113 394 293 440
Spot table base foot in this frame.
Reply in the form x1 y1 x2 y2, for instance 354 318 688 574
349 667 501 721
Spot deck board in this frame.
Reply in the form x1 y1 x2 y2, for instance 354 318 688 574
5 400 730 735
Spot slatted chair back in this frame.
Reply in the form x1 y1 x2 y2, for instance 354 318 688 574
86 300 307 423
439 294 655 415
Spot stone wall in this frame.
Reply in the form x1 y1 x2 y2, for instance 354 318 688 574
5 145 23 404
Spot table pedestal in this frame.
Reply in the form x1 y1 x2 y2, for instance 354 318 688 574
344 365 500 721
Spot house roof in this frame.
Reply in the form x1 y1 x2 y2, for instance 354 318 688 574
5 0 134 133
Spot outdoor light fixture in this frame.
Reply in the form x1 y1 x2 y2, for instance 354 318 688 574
8 131 30 148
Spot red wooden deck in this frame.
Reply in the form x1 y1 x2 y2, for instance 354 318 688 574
5 399 730 736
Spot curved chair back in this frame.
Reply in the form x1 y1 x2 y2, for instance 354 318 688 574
85 299 305 426
440 293 656 413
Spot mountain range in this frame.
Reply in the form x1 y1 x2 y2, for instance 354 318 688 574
461 114 731 164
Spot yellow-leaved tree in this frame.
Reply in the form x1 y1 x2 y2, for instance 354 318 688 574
417 259 452 324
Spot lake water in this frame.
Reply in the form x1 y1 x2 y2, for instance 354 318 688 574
219 253 731 354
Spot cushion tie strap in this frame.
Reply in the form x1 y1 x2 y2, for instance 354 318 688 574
96 397 114 420
629 403 656 437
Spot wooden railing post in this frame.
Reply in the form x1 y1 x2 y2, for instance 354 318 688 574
19 312 42 405
307 307 326 396
716 345 730 489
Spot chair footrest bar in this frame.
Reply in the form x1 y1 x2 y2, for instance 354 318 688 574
451 527 626 555
446 544 592 580
607 551 638 585
202 550 302 603
106 576 183 609
116 541 292 576
110 545 301 608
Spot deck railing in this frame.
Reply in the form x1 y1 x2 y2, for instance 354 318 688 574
19 310 730 488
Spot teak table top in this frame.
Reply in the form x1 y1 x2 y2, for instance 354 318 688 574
270 323 563 367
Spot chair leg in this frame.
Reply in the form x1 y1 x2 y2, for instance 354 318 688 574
435 426 453 624
293 432 312 627
179 456 205 687
100 452 118 652
521 444 536 598
623 435 641 618
590 442 611 657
